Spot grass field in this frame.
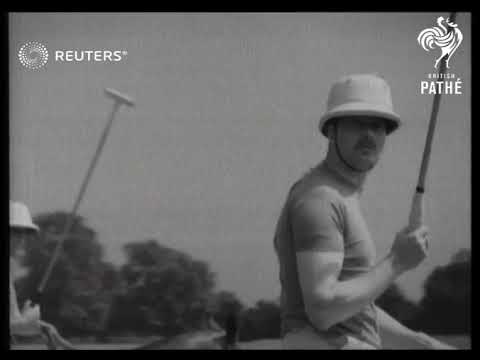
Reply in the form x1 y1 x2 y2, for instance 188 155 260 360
11 335 470 350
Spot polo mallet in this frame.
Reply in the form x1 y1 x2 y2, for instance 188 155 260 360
35 88 135 298
407 12 457 232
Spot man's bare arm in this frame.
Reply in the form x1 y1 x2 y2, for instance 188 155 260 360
297 251 398 330
292 191 428 331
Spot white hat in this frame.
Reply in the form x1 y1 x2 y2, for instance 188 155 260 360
10 201 39 232
319 73 402 137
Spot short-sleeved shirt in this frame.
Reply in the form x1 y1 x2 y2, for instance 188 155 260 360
273 162 381 348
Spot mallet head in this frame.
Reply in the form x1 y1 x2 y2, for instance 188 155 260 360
105 88 135 107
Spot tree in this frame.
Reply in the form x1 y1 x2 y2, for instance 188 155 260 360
451 248 470 264
239 300 281 341
411 249 471 334
209 290 245 327
108 239 217 337
208 290 245 346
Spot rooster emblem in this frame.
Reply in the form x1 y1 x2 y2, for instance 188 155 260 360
417 16 463 69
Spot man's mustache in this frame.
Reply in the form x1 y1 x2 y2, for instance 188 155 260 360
355 139 377 150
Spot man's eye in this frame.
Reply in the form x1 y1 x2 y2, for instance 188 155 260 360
371 123 384 132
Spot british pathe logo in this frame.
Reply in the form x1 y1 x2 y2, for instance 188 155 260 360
18 42 49 70
417 16 463 69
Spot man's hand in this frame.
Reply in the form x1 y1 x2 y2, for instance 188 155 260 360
15 300 42 335
22 300 40 322
390 225 430 275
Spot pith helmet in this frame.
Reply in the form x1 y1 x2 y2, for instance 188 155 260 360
10 201 39 232
319 73 402 137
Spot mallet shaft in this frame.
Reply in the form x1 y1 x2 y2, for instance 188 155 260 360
37 97 126 293
408 12 456 231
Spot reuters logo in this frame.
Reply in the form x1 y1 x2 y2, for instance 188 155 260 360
18 42 49 70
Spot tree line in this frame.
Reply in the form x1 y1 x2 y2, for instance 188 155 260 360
15 211 470 341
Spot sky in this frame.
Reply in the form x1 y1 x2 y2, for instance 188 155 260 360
10 13 470 306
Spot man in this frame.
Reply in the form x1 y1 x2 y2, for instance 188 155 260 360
273 74 454 349
10 201 75 349
223 309 239 350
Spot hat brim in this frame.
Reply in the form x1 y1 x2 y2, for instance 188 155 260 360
319 102 401 137
10 223 40 232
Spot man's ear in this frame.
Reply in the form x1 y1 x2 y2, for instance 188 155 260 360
326 122 335 141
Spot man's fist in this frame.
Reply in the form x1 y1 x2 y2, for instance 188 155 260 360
390 225 430 274
22 300 41 323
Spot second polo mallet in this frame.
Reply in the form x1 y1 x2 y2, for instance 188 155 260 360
407 12 457 231
36 88 135 295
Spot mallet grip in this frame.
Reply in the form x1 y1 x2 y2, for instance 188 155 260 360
407 188 424 232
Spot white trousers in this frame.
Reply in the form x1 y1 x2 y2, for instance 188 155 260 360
282 326 378 350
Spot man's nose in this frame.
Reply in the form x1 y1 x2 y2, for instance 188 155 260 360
359 127 375 139
362 125 379 139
